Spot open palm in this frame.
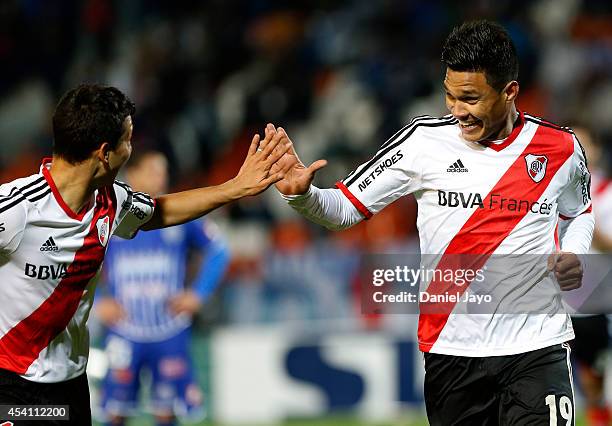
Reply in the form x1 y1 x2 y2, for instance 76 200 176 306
264 126 327 195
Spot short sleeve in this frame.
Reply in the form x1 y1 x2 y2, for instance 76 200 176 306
0 186 28 255
558 136 592 219
112 181 156 239
336 121 425 218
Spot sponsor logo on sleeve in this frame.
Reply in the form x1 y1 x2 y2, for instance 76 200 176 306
579 161 590 204
129 205 146 220
358 150 404 192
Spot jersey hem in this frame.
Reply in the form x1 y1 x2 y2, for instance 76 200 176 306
419 330 575 357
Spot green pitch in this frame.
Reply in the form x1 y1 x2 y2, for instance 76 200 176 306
95 414 587 425
96 416 430 425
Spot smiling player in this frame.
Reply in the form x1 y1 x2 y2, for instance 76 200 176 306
272 21 593 425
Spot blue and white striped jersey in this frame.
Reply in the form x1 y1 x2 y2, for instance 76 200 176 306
101 220 229 342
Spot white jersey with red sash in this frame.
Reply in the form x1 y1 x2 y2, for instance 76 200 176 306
0 159 154 382
338 112 592 356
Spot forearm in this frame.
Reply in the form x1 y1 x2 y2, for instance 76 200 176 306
559 213 594 253
193 242 230 300
280 185 363 230
143 180 243 230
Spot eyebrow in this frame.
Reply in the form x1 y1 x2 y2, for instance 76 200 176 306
444 85 480 98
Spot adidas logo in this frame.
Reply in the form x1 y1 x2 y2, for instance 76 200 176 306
447 159 468 173
40 236 59 252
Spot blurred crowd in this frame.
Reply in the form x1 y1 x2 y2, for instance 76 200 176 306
1 0 611 327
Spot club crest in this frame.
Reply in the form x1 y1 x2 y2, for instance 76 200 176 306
524 154 548 183
96 215 110 246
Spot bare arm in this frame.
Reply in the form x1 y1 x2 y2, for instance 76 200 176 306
143 129 291 230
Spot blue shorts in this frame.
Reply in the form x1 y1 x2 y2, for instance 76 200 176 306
100 328 205 420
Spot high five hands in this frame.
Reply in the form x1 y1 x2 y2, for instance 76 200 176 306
258 123 328 195
231 126 294 197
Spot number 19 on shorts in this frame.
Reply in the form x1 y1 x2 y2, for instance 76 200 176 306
545 394 573 426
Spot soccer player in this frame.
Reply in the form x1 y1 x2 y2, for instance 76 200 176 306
271 21 594 425
95 151 229 426
0 84 289 425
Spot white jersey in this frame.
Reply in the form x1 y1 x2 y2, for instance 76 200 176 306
0 159 155 382
337 112 592 356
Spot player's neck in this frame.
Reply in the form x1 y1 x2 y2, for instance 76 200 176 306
493 105 519 140
48 157 96 214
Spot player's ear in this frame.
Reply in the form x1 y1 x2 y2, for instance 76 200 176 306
96 142 111 165
502 81 519 103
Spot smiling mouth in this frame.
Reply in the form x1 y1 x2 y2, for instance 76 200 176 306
459 120 481 131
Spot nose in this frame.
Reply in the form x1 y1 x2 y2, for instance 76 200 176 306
448 100 469 120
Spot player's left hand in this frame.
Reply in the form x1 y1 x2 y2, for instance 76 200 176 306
231 127 292 197
168 290 202 315
259 124 328 195
547 251 583 291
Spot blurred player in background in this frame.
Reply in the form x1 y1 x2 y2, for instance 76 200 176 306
271 20 593 425
570 126 612 426
95 151 230 426
0 84 289 425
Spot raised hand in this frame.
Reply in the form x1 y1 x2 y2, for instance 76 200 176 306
261 124 327 195
231 126 292 197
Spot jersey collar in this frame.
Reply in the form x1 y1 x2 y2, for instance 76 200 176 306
40 158 92 221
476 110 524 152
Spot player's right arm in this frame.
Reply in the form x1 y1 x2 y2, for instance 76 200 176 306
142 129 291 230
0 186 28 256
271 122 424 230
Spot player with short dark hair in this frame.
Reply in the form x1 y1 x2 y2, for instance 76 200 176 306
441 20 518 91
0 83 289 425
271 20 594 425
52 85 137 164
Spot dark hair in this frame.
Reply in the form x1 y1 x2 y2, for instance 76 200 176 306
441 20 518 91
52 84 135 163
